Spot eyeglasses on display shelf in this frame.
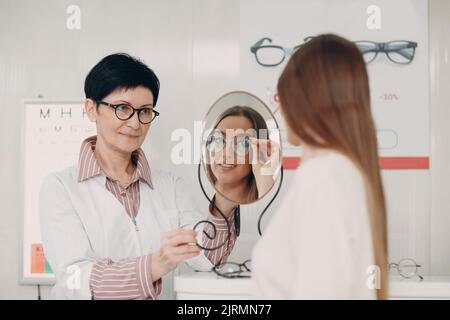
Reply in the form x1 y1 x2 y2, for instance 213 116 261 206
389 258 423 281
212 259 252 279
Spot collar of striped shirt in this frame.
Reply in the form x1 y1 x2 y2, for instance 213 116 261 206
77 135 153 189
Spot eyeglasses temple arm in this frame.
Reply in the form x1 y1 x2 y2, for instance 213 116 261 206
250 37 273 53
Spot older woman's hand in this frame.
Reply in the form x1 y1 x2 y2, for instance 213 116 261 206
150 229 201 281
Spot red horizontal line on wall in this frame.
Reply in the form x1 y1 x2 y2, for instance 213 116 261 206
282 157 430 170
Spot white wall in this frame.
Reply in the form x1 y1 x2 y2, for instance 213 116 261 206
429 0 450 276
0 0 449 299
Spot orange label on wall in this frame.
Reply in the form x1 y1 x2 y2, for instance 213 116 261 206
31 243 46 274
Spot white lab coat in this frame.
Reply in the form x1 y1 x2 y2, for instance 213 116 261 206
39 165 213 300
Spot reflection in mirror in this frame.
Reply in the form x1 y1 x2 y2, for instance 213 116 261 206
194 91 283 252
201 91 282 205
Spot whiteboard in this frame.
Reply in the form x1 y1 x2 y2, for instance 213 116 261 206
20 100 96 284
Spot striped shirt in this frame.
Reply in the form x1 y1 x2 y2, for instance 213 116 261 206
78 136 236 300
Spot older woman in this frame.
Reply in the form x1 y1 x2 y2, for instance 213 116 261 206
39 53 236 300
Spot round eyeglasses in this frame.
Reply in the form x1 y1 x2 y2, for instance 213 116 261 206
389 258 423 281
96 101 160 125
206 131 252 157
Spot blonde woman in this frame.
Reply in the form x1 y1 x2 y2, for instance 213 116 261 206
252 34 388 299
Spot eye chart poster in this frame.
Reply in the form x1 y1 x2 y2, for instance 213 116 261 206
21 100 96 284
239 0 429 170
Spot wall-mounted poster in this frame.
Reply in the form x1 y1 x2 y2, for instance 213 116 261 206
239 0 429 170
21 100 95 284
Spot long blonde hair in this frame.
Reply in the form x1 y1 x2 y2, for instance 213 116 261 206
277 34 388 299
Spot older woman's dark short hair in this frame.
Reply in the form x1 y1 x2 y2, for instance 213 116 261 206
84 53 160 106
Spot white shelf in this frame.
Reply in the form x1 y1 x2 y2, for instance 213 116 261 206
175 272 450 299
389 276 450 299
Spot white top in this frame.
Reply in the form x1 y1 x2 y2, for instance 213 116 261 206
252 151 377 299
39 166 213 300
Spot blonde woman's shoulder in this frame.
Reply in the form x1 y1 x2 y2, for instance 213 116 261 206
296 151 364 185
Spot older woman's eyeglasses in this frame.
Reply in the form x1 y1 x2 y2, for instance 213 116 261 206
96 101 160 125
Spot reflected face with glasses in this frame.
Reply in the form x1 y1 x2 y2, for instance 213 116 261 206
213 259 252 278
86 86 159 153
208 115 254 186
205 106 269 204
389 258 423 281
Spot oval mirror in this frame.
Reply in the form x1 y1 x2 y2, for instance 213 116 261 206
201 91 282 205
